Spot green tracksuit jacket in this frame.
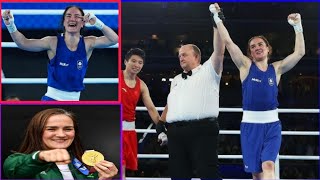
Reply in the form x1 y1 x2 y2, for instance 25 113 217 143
3 151 99 179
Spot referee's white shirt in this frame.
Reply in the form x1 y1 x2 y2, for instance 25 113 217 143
166 59 221 123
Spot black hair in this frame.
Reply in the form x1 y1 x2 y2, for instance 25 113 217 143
60 5 85 35
124 48 146 63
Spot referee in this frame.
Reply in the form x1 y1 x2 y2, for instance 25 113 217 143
157 6 225 180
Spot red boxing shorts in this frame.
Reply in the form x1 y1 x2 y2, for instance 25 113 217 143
122 130 138 170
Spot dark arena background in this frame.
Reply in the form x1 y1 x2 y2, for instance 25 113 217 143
2 2 119 101
122 2 319 179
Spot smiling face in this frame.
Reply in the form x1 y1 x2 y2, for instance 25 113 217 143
249 37 269 61
124 55 144 75
63 6 84 34
42 114 75 150
247 36 272 62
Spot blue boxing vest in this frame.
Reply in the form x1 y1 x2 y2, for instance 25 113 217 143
47 34 88 92
242 63 279 111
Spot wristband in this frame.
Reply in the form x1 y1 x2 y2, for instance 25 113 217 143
293 23 303 34
3 14 17 33
213 13 222 25
156 120 166 135
94 18 105 30
86 13 105 30
288 19 303 34
6 22 17 33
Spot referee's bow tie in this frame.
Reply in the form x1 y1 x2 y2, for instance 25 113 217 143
182 70 192 79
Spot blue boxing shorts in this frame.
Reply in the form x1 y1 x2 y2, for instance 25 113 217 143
41 95 57 101
240 121 282 173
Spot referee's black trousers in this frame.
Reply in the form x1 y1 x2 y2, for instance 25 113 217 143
167 118 221 180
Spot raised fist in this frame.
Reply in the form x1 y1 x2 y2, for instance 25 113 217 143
39 149 71 164
209 3 225 27
84 13 97 26
288 13 301 26
84 12 104 30
2 10 14 25
209 3 221 14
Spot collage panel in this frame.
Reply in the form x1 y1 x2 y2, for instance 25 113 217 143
1 104 121 179
1 2 119 101
0 1 318 180
121 2 319 179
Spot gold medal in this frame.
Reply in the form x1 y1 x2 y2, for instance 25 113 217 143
82 150 104 166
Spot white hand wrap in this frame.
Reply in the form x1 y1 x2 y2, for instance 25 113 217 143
209 4 222 25
85 13 105 30
158 132 168 146
288 14 303 34
3 12 17 33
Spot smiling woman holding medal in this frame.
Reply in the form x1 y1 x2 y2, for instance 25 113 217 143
3 108 118 179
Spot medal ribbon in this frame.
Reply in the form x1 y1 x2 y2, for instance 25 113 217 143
72 157 90 175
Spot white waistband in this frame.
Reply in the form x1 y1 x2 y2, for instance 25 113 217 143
45 86 80 101
242 109 279 123
122 121 135 130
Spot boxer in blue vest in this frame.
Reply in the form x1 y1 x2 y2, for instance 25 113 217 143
211 3 305 179
2 5 118 100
